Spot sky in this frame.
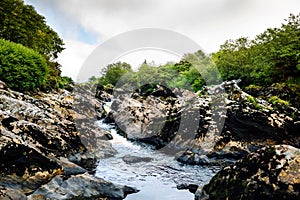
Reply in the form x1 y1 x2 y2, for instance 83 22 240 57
24 0 300 80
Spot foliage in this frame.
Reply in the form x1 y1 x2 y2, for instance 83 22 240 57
245 84 263 91
0 39 48 92
0 0 64 60
0 0 69 93
213 13 300 87
268 96 290 108
97 51 221 93
98 62 133 86
59 76 74 91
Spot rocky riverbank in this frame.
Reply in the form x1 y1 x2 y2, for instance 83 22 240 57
0 80 138 199
107 80 299 163
1 77 299 199
101 80 300 199
196 145 300 200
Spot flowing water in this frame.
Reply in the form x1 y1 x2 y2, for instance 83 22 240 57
95 119 220 199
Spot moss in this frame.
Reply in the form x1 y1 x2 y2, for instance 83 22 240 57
245 84 263 91
103 83 114 90
247 95 263 110
268 96 290 108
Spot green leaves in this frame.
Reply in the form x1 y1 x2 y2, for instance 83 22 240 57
213 13 300 87
0 39 48 92
0 0 64 60
98 62 133 86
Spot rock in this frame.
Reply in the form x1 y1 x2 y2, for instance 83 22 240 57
0 142 63 194
197 145 300 200
28 173 139 200
57 157 87 176
245 83 300 109
122 155 153 164
0 81 119 197
111 84 195 150
177 183 199 194
0 80 8 91
0 186 27 200
206 148 249 160
107 79 300 165
175 151 232 166
68 141 117 170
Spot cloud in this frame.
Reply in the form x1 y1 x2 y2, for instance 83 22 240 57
31 0 300 51
59 39 96 79
25 0 300 80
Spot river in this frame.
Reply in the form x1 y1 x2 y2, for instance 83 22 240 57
95 119 220 199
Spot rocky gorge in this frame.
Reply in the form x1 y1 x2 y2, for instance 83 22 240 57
0 77 299 199
101 79 300 199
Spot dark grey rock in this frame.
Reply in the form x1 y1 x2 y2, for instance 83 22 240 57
28 173 139 200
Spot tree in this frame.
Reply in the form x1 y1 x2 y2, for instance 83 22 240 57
213 13 300 86
0 0 64 60
99 62 133 86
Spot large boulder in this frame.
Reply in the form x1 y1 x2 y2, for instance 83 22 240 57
28 173 139 200
197 145 300 200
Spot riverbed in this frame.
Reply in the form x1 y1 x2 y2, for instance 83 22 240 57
95 120 220 199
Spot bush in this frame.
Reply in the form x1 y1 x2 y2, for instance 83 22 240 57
0 39 48 92
59 76 74 91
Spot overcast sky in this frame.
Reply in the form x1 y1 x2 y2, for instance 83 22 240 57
24 0 300 80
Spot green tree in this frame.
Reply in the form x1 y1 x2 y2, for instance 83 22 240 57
99 62 133 86
0 0 64 60
213 13 300 86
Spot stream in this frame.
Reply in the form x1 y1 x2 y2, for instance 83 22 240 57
95 119 221 200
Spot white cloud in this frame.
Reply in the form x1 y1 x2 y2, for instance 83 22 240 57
59 39 96 79
25 0 300 80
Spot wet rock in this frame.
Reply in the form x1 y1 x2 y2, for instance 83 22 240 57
206 148 249 160
197 145 300 200
177 183 199 193
98 132 114 140
28 173 139 200
122 155 153 164
68 141 117 170
175 151 232 166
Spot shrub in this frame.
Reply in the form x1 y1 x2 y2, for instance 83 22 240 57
0 39 48 92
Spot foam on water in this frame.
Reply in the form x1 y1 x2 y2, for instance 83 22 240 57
95 119 219 199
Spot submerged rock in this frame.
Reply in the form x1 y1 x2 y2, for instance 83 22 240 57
122 155 153 164
197 145 300 200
